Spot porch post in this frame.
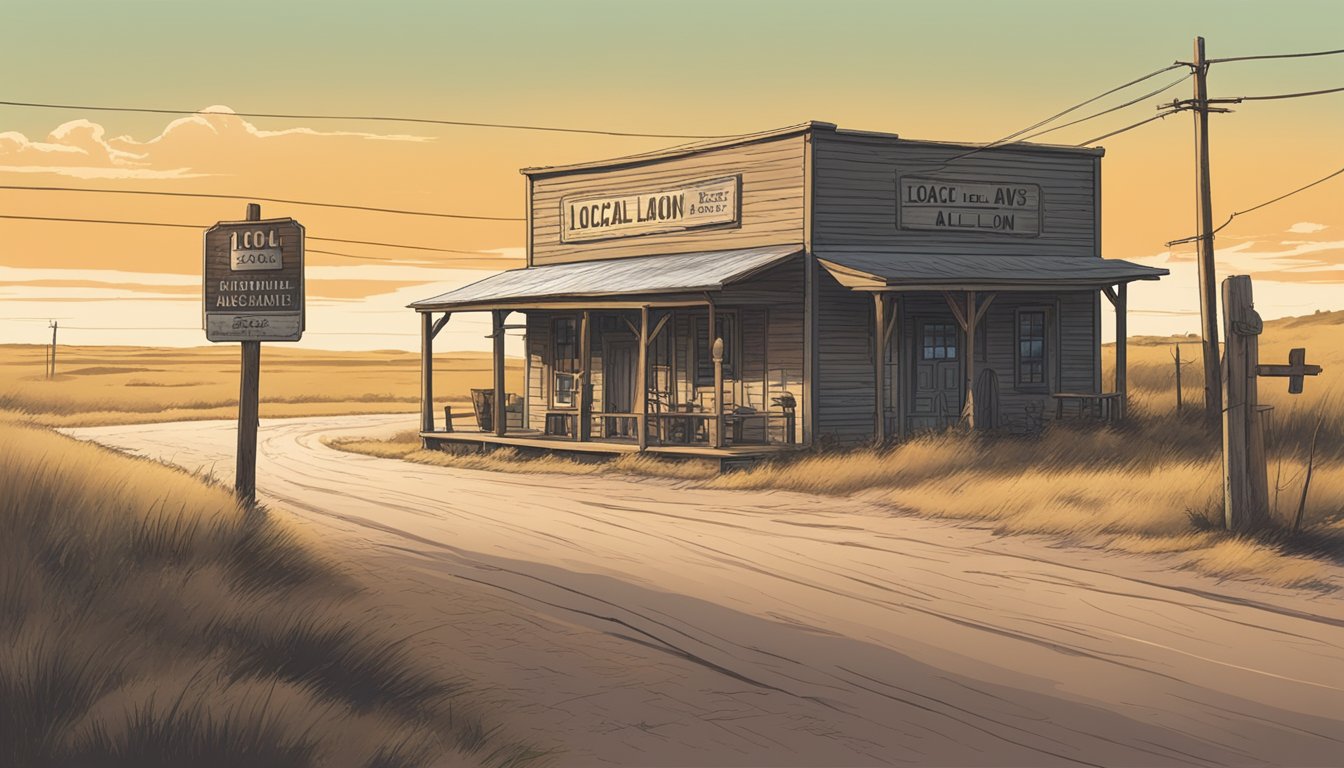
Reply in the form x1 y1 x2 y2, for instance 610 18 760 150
420 311 434 437
964 290 977 430
891 296 904 440
873 292 887 443
578 310 592 441
706 300 719 447
492 310 507 436
1116 283 1128 419
637 305 649 451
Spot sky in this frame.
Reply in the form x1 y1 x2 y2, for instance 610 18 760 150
0 0 1340 352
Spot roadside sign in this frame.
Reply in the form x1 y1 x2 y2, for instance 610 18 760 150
203 217 305 342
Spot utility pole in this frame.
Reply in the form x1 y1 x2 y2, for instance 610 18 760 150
1191 36 1225 433
48 320 58 378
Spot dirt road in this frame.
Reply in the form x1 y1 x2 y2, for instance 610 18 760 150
68 414 1344 767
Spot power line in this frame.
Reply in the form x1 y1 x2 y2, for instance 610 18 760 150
1018 73 1191 142
1227 85 1344 102
1208 47 1344 64
0 184 523 222
1075 109 1181 146
0 213 506 256
1167 165 1344 246
939 63 1186 164
0 99 727 139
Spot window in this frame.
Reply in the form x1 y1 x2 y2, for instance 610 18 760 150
1016 309 1048 389
552 316 579 407
695 313 735 387
920 322 958 360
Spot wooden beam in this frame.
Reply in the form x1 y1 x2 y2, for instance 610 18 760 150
943 291 969 331
1102 285 1119 307
891 297 905 440
873 293 887 443
578 310 592 441
646 312 671 347
973 293 996 326
429 312 450 341
420 312 435 436
637 306 649 451
621 316 639 338
492 310 507 437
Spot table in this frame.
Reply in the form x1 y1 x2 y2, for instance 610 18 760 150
1051 392 1124 422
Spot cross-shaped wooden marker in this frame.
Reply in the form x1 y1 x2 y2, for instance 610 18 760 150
1257 347 1323 395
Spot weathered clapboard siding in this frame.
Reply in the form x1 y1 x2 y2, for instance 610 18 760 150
526 311 551 428
1059 290 1098 394
816 269 875 445
811 132 1098 258
529 135 806 265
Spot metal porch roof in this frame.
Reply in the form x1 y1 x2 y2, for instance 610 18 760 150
817 248 1168 289
410 244 802 310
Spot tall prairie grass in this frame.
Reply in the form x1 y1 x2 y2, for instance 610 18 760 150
0 418 541 767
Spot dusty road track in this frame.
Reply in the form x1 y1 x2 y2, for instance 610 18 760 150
70 414 1344 767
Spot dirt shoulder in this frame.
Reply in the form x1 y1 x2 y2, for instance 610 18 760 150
69 414 1344 767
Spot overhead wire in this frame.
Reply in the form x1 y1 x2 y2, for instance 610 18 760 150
0 184 523 221
1075 109 1181 146
1228 85 1344 101
0 99 728 139
1017 73 1191 142
1167 165 1344 246
0 214 506 257
1208 47 1344 64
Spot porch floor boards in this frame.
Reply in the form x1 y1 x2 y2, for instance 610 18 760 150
418 430 798 460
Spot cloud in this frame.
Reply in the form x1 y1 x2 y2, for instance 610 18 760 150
1288 222 1328 234
0 107 431 179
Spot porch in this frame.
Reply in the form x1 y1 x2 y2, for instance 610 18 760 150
409 245 807 463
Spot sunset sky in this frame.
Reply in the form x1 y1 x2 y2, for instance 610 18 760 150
1 0 1340 352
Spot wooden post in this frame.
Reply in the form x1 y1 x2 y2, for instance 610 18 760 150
578 310 592 441
492 310 506 437
1193 36 1225 433
235 202 263 506
712 336 725 449
420 312 434 435
1174 342 1184 413
873 293 887 443
48 320 58 378
1116 282 1128 419
890 296 904 440
963 290 976 430
637 306 649 451
706 301 718 447
1221 275 1268 532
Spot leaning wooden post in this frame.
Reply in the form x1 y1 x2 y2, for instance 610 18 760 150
637 305 649 451
420 311 434 436
1221 275 1269 532
1173 342 1184 413
492 310 507 437
873 292 887 443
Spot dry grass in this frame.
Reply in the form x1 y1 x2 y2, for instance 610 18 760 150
333 313 1344 590
0 416 542 767
0 344 521 427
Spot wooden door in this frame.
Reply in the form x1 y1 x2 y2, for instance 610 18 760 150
909 318 962 431
604 339 638 438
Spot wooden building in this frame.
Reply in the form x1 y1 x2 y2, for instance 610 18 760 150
411 122 1166 465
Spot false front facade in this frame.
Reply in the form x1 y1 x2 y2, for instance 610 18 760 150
410 122 1166 464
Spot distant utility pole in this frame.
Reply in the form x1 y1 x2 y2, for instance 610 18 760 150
1191 37 1225 433
48 320 58 378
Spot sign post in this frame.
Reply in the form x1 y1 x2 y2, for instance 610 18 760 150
1220 275 1321 532
203 203 305 505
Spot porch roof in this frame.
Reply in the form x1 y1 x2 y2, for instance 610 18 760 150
410 243 802 311
817 248 1168 290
